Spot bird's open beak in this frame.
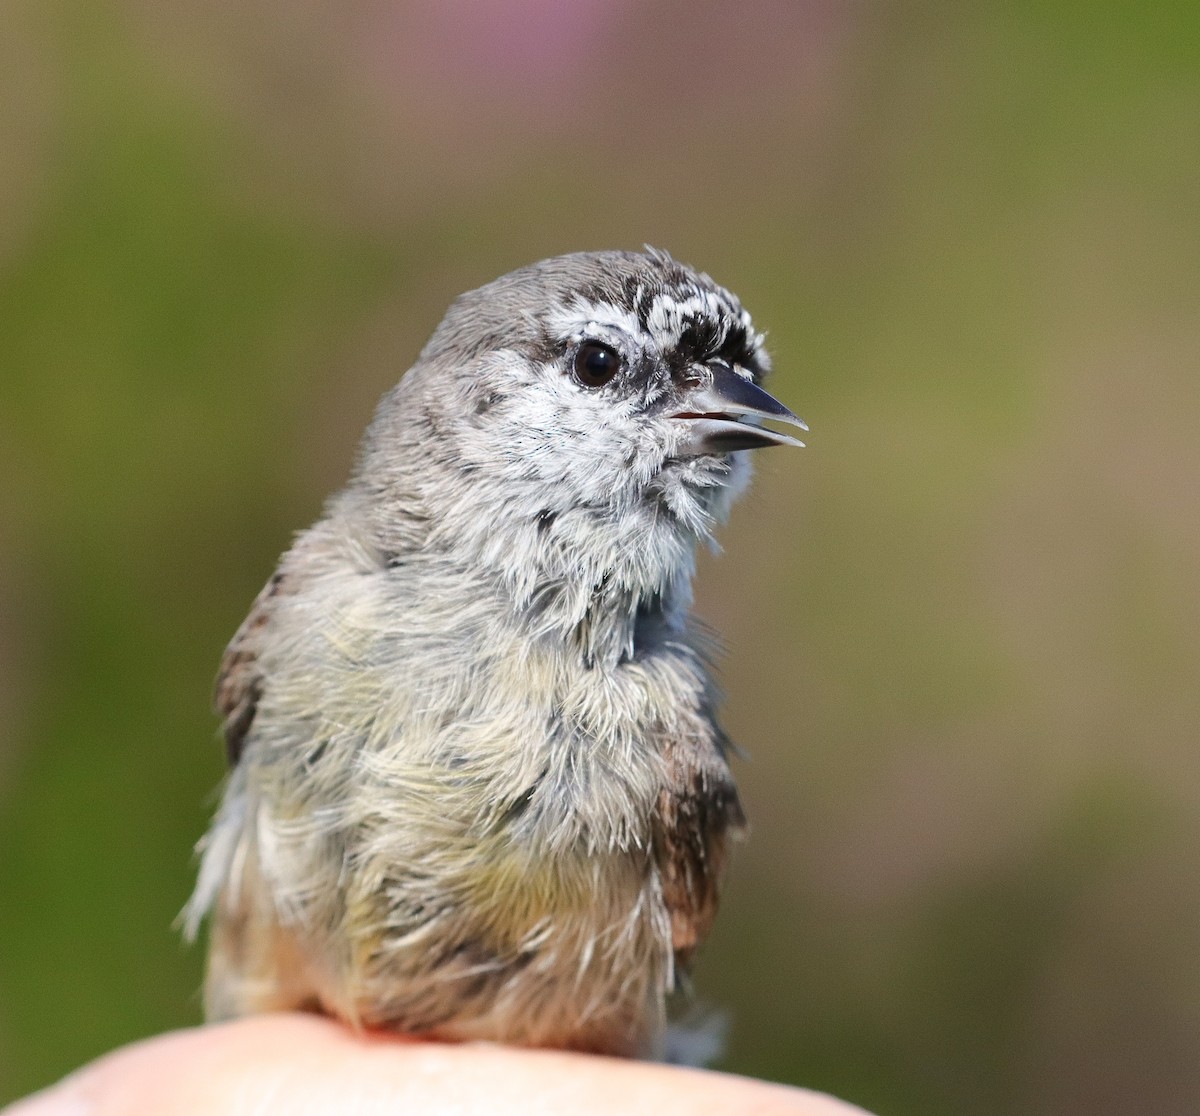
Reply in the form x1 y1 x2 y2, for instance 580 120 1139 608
671 363 807 455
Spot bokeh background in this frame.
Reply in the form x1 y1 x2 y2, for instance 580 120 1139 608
2 2 1198 1112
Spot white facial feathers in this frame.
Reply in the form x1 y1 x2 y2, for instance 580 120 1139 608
543 286 767 373
544 297 642 346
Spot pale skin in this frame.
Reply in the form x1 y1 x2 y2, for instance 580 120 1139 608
3 1014 872 1116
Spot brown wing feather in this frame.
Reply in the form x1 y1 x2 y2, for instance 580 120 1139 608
215 570 285 765
654 727 746 971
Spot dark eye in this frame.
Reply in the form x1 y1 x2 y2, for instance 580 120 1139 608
572 341 622 387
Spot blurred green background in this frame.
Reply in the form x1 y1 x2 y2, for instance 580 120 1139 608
2 2 1198 1112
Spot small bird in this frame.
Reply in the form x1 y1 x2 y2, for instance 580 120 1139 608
184 248 805 1060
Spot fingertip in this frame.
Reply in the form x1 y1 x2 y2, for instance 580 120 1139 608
4 1016 874 1116
1 1085 92 1116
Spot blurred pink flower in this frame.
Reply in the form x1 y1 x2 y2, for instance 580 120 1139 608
364 0 633 114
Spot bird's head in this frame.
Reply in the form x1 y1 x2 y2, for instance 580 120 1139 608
357 249 804 636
